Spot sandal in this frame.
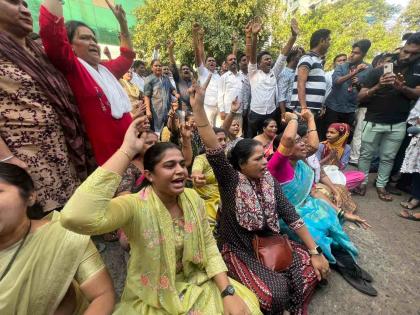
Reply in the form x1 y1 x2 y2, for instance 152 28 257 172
400 198 420 211
353 184 367 196
376 187 393 202
398 210 420 221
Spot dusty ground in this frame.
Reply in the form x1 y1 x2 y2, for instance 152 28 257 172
97 174 420 315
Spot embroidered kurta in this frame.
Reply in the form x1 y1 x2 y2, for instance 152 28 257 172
61 167 262 314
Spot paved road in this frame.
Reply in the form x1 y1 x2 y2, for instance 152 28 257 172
98 174 420 315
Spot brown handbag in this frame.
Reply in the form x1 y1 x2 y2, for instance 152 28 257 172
252 233 293 272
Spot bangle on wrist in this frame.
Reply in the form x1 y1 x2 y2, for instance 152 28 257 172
119 148 133 161
0 154 14 162
196 123 209 128
307 129 317 133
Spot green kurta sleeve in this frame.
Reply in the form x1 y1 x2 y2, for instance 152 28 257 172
61 167 135 235
197 196 228 278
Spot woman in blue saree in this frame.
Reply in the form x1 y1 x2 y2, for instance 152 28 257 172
267 111 377 296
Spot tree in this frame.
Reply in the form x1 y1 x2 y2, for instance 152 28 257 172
399 0 420 33
269 0 401 70
132 0 274 65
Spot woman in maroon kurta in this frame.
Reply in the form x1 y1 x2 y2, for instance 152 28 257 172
39 0 135 165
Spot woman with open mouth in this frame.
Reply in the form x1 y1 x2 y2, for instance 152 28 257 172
60 116 262 314
39 0 135 166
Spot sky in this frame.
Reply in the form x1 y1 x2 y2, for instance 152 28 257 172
386 0 409 9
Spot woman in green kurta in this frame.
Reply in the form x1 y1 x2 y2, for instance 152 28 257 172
61 116 261 315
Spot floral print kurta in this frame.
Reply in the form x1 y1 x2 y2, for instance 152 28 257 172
61 167 262 314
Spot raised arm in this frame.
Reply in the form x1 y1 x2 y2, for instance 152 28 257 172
190 76 220 149
105 0 132 51
193 23 206 67
180 123 193 168
60 117 149 235
280 18 299 57
249 18 262 65
222 96 240 132
244 21 252 61
297 65 309 110
231 32 238 56
301 109 319 155
43 0 62 16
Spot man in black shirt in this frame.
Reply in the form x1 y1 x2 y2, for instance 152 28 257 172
356 33 420 201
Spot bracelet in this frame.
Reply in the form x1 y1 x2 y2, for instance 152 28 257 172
196 123 209 128
0 154 14 162
119 148 132 161
230 111 238 114
307 129 317 133
290 118 298 122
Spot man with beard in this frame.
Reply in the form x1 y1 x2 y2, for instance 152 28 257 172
356 33 420 201
217 53 243 130
321 40 372 140
247 18 299 137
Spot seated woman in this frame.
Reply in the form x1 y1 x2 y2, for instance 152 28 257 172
268 112 376 296
316 123 365 191
0 163 114 314
253 118 278 158
40 0 135 165
190 81 330 314
192 127 227 229
60 117 261 315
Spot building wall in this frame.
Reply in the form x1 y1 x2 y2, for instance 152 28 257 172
28 0 142 46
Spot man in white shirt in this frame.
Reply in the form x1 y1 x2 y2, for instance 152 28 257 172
247 18 299 137
193 23 221 126
131 60 147 93
217 54 244 131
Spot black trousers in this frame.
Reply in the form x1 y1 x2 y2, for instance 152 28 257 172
319 107 355 141
247 108 280 138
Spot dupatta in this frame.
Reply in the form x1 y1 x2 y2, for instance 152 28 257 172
131 187 218 314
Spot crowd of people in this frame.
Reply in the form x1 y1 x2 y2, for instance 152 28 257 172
1 0 419 314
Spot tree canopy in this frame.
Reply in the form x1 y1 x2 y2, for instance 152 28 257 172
132 0 402 68
398 0 420 33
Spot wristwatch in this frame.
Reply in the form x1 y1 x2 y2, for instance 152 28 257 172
309 246 323 256
221 285 235 298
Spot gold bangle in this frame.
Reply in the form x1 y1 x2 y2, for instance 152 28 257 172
307 129 317 133
196 123 209 128
119 148 132 161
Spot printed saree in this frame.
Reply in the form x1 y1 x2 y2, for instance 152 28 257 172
279 160 358 263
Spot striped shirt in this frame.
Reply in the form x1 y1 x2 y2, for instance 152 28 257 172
291 52 326 111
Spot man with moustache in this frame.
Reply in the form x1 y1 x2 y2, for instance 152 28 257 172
217 53 244 130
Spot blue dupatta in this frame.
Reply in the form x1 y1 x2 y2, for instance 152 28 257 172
280 160 358 263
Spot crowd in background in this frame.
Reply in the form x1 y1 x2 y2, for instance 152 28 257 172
1 0 419 314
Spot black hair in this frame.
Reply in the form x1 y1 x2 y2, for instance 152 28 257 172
309 29 331 49
286 48 304 63
213 127 226 135
138 142 181 189
257 50 271 64
0 162 44 219
262 118 276 129
406 32 420 46
185 111 194 121
133 60 145 69
402 33 413 41
372 53 385 68
333 53 347 63
239 53 247 61
65 20 96 43
180 63 191 70
352 39 371 56
28 32 40 41
150 59 161 67
227 138 261 171
297 122 308 137
272 134 282 152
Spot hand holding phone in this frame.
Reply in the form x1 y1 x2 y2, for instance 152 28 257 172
383 62 393 75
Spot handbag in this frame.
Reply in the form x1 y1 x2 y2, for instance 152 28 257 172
252 233 293 272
